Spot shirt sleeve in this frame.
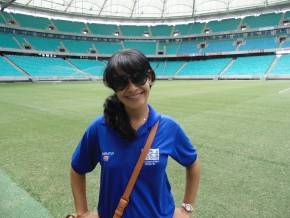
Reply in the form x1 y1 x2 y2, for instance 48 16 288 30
71 121 100 174
170 124 198 167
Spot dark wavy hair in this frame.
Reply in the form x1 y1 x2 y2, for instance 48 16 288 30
103 49 156 140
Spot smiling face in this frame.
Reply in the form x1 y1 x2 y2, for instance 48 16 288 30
116 76 151 111
103 49 156 111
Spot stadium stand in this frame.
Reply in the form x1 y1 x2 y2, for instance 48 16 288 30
178 40 200 54
159 41 181 55
151 25 173 36
1 12 14 24
62 39 94 54
26 35 62 52
87 23 118 36
238 37 278 51
0 14 6 24
224 55 275 76
202 39 236 53
174 22 205 35
68 58 106 77
7 55 84 78
52 19 87 34
206 18 240 33
120 25 149 37
285 11 290 20
242 12 282 29
0 56 25 77
94 41 122 55
0 5 290 81
12 13 51 30
281 40 290 48
123 40 156 55
151 61 184 77
0 32 20 49
177 58 232 76
271 54 290 75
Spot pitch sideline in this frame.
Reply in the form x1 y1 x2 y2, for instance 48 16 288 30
278 87 290 95
0 169 53 218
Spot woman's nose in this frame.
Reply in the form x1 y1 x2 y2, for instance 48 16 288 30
126 80 138 90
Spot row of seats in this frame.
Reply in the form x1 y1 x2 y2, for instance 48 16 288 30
6 55 84 77
0 11 288 36
1 32 288 55
1 54 290 78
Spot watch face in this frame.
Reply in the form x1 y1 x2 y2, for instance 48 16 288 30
185 204 192 211
182 203 193 212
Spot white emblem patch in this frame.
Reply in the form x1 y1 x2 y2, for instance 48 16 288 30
145 149 159 166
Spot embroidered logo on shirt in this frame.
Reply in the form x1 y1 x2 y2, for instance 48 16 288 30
144 149 159 166
102 152 114 161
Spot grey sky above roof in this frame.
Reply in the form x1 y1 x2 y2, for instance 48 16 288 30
2 0 290 19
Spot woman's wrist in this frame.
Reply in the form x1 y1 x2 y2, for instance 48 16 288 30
181 203 194 213
76 210 89 218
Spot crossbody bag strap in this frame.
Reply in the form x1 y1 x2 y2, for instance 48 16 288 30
113 120 160 218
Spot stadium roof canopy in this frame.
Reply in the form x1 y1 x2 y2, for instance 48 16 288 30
1 0 290 22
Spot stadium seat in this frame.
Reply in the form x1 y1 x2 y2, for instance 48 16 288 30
0 56 26 77
224 55 275 76
271 54 290 75
177 58 231 76
12 13 51 30
68 58 106 77
7 55 84 78
123 41 156 55
206 18 240 33
242 13 282 29
120 25 149 37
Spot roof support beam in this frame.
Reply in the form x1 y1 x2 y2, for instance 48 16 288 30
192 0 196 17
130 0 138 18
64 0 75 12
1 0 16 12
161 0 167 18
25 0 33 6
98 0 109 16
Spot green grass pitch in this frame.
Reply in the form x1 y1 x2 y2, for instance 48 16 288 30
0 80 290 217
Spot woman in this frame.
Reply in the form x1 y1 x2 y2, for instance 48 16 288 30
69 49 201 218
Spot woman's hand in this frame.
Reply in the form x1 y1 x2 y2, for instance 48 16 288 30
173 207 192 218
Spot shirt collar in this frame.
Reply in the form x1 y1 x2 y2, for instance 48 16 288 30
145 104 160 129
101 104 160 136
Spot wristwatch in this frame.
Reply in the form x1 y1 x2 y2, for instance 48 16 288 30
181 203 194 213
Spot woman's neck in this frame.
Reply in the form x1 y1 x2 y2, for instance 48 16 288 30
126 104 149 129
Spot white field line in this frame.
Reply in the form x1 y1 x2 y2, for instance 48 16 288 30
278 87 290 95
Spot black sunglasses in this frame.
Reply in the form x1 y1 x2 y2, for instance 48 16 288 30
110 73 148 91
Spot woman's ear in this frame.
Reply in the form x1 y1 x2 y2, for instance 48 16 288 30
147 70 153 82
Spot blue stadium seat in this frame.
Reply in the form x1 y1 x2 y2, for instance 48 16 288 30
242 13 282 29
0 56 25 77
202 39 236 53
206 18 240 33
68 58 106 76
225 55 275 76
123 41 156 55
239 37 277 51
178 58 231 76
7 55 83 78
271 54 290 75
87 23 118 35
120 25 149 36
12 13 51 30
0 32 20 49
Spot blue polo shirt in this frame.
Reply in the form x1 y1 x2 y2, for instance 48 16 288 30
71 105 197 218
